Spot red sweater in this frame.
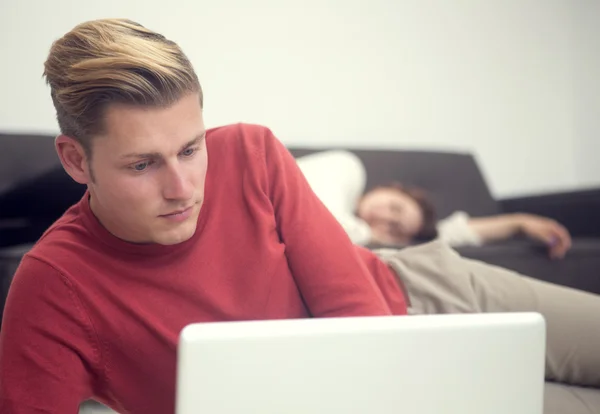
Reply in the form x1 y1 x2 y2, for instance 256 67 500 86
0 124 407 414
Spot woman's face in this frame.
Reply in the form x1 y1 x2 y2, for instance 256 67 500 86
356 187 424 244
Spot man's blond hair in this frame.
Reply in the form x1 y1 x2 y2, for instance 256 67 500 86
43 18 202 156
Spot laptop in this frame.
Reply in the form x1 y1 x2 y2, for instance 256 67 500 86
175 313 545 414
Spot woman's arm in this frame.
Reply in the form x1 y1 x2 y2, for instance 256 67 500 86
468 213 572 258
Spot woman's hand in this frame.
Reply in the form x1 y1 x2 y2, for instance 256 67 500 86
469 213 572 259
519 214 572 259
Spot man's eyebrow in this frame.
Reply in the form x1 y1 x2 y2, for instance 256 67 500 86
178 132 206 153
120 132 206 160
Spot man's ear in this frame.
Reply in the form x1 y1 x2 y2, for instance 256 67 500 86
55 135 93 185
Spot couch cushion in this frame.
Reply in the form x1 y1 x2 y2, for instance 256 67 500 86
455 239 600 295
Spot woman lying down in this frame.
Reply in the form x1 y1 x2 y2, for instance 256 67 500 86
296 150 572 259
296 150 599 413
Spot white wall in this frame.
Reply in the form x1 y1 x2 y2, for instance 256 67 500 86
572 0 600 189
0 0 598 197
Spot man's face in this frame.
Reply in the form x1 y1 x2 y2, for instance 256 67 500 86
87 92 207 245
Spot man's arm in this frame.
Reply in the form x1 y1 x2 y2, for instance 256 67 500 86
257 128 392 317
0 256 97 413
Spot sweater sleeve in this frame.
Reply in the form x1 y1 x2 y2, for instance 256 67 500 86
257 128 392 317
437 211 483 246
0 256 98 413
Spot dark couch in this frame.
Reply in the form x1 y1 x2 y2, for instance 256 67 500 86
0 133 86 327
2 133 600 327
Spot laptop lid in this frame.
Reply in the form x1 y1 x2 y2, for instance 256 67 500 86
176 313 545 414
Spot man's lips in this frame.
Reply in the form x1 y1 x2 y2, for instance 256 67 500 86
160 205 193 217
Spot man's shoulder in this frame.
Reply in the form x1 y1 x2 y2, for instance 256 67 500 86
10 215 90 301
206 123 278 152
25 203 93 272
206 122 273 139
205 123 283 175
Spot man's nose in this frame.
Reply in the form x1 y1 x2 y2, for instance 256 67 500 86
162 163 194 201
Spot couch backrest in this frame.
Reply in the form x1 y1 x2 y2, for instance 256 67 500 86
0 133 61 195
0 133 85 221
289 147 500 219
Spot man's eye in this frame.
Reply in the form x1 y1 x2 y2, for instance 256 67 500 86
132 162 149 171
182 148 196 157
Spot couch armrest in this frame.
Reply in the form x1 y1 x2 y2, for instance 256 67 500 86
454 238 600 295
498 188 600 237
0 244 33 330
